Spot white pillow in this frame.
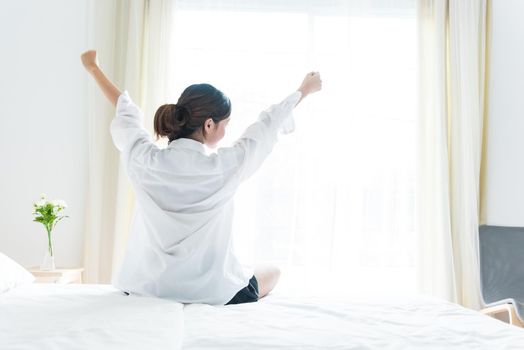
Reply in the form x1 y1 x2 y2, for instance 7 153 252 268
0 252 35 294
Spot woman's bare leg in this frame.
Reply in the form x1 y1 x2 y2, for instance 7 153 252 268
254 264 281 299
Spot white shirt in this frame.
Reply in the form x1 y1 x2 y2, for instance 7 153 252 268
110 90 301 305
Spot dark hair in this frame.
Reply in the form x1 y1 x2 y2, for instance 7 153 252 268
154 83 231 143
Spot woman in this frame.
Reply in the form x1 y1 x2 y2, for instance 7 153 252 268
81 50 321 305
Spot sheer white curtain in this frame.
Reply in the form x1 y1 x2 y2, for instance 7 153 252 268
168 0 417 296
84 0 175 283
417 0 488 309
84 0 490 305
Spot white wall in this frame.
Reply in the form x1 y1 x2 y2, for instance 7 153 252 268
485 0 524 226
0 0 88 267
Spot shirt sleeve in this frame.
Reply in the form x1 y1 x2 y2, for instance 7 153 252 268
231 90 302 182
110 91 156 171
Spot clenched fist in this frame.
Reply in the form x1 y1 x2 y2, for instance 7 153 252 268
80 50 99 72
298 72 322 97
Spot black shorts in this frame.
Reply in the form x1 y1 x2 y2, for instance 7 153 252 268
225 275 259 305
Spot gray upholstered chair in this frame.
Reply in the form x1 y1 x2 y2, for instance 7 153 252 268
479 225 524 327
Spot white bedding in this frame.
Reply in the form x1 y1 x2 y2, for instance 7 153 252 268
0 284 184 350
183 293 524 349
2 285 524 349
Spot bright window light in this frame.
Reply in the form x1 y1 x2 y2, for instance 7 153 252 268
168 1 417 296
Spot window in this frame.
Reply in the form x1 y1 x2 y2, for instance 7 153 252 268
168 0 417 295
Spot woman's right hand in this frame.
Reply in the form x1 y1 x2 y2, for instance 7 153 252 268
80 50 99 73
298 71 322 97
80 50 121 107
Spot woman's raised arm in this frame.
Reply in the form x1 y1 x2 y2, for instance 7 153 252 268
81 50 121 107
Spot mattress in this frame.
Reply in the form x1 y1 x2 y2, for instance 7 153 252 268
182 293 524 349
0 284 184 350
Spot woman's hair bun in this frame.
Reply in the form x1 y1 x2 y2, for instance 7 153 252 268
154 103 194 141
153 104 176 139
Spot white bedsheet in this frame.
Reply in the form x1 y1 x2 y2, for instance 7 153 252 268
0 284 184 350
182 293 524 349
3 285 524 349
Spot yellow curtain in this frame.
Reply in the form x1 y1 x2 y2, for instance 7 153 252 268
416 0 490 309
83 0 175 283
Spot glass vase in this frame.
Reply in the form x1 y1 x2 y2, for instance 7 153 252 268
40 231 55 271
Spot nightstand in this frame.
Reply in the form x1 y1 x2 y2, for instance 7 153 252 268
28 267 84 284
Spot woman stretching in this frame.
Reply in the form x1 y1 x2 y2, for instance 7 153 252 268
81 50 321 305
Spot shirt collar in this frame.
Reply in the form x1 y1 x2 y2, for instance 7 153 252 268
167 137 206 155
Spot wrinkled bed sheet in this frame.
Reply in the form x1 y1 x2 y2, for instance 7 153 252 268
0 284 184 350
3 285 524 350
183 293 524 349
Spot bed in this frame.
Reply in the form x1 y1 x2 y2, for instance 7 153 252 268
0 283 184 350
183 293 524 349
2 284 524 349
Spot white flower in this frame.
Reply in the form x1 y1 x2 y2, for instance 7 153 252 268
51 199 67 209
40 193 46 200
35 199 46 207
